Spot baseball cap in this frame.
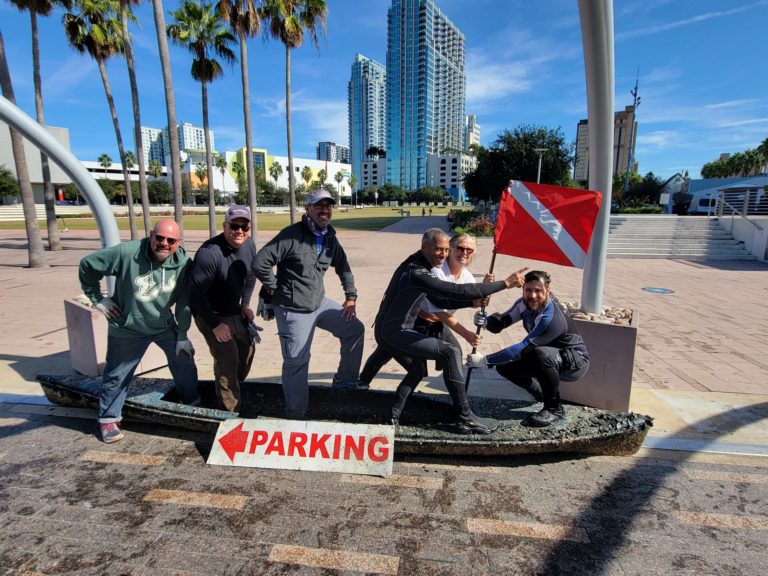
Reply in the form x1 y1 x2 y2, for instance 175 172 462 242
305 189 336 206
225 205 251 222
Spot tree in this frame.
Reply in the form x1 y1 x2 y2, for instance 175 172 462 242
218 0 261 239
148 159 163 180
195 162 208 188
168 0 236 237
9 0 66 251
348 172 356 206
301 165 313 188
64 0 139 239
151 0 184 229
334 170 343 202
214 153 227 194
261 0 328 224
118 0 151 236
316 168 327 188
123 150 136 170
366 145 385 159
98 153 112 179
463 125 573 202
0 164 20 197
269 160 283 185
758 137 768 174
147 179 171 203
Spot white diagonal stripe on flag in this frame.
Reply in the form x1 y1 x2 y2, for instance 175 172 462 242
508 181 587 267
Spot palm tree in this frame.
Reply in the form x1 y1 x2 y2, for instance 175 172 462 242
301 165 313 188
214 153 227 194
10 0 67 252
218 0 261 239
117 0 151 236
150 0 184 230
260 0 328 223
758 138 768 174
334 169 343 200
348 172 356 206
317 167 327 188
64 0 139 239
0 29 47 267
195 162 208 185
148 158 163 180
168 0 236 237
269 159 283 185
98 153 112 179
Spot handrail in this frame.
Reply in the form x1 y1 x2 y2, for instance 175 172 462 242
714 190 764 232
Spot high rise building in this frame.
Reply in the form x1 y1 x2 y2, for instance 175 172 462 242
140 127 165 167
162 121 213 161
573 105 638 181
317 141 350 164
386 0 466 191
348 53 386 190
464 114 480 149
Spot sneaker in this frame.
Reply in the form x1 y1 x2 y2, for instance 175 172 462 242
331 375 370 391
455 414 500 435
99 422 124 444
523 406 566 428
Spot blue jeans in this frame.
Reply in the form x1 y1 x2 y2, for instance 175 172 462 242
98 327 198 423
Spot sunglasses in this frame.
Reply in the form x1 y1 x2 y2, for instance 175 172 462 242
153 234 178 246
227 222 251 232
455 246 475 254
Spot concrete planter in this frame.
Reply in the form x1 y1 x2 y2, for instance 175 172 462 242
560 310 639 412
64 298 168 377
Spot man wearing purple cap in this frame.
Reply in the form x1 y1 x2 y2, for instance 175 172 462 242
190 205 259 412
253 189 365 419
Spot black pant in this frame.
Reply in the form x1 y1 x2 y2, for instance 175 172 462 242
495 347 588 410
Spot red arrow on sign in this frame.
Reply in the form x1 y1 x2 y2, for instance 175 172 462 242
218 422 250 462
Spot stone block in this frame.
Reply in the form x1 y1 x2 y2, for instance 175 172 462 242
560 310 639 412
64 298 168 377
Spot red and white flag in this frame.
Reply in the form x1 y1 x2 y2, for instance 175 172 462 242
493 180 602 268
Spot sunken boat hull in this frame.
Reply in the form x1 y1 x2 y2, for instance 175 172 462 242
36 374 652 456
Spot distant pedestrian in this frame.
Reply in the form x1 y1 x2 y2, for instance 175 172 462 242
79 218 198 444
422 207 426 217
429 207 433 216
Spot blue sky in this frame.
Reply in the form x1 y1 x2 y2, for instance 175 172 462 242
2 0 767 181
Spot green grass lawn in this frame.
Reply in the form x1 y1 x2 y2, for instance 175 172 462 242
0 205 456 232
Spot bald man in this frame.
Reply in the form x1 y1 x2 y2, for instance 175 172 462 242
79 218 198 443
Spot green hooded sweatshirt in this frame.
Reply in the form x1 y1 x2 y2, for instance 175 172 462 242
79 238 192 340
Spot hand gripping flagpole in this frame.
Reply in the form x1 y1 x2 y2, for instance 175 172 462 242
464 250 497 393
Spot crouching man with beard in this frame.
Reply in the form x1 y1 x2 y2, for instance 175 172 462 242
467 270 589 428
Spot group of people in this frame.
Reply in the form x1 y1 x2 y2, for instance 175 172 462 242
79 189 589 443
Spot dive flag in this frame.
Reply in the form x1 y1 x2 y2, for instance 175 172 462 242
493 180 602 268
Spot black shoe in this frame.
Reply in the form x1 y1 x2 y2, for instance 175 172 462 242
455 415 500 435
523 406 565 428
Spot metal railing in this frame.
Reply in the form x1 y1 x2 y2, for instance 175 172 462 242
714 189 766 232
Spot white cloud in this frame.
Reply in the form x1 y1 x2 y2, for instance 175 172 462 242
43 56 96 100
705 99 759 110
716 118 768 128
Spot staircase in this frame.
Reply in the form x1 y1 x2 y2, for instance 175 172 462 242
608 215 755 260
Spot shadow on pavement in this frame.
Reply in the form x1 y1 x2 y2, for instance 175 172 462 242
537 402 768 574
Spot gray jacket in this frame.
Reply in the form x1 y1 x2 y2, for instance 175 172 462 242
253 216 357 312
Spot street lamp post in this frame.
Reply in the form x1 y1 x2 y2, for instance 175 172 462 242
534 148 547 184
623 72 641 200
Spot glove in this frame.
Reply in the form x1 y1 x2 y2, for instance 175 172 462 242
257 287 275 321
247 322 263 344
175 339 195 358
486 313 512 334
473 311 488 327
94 297 120 319
466 353 487 368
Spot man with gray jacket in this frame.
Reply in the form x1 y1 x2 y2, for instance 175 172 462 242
253 189 365 419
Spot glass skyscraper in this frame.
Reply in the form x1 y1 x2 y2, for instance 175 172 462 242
348 54 387 191
386 0 465 190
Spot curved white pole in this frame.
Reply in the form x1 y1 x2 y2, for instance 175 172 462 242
577 0 615 314
0 95 121 248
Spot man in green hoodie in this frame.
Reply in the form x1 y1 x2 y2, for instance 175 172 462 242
79 218 198 443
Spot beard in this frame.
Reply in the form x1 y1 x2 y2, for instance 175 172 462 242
524 298 547 313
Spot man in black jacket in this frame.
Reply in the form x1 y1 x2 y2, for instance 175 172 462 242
374 228 525 434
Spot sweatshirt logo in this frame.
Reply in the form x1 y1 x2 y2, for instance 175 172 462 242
134 271 176 302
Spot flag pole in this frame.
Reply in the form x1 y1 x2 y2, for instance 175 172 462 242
464 241 498 393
